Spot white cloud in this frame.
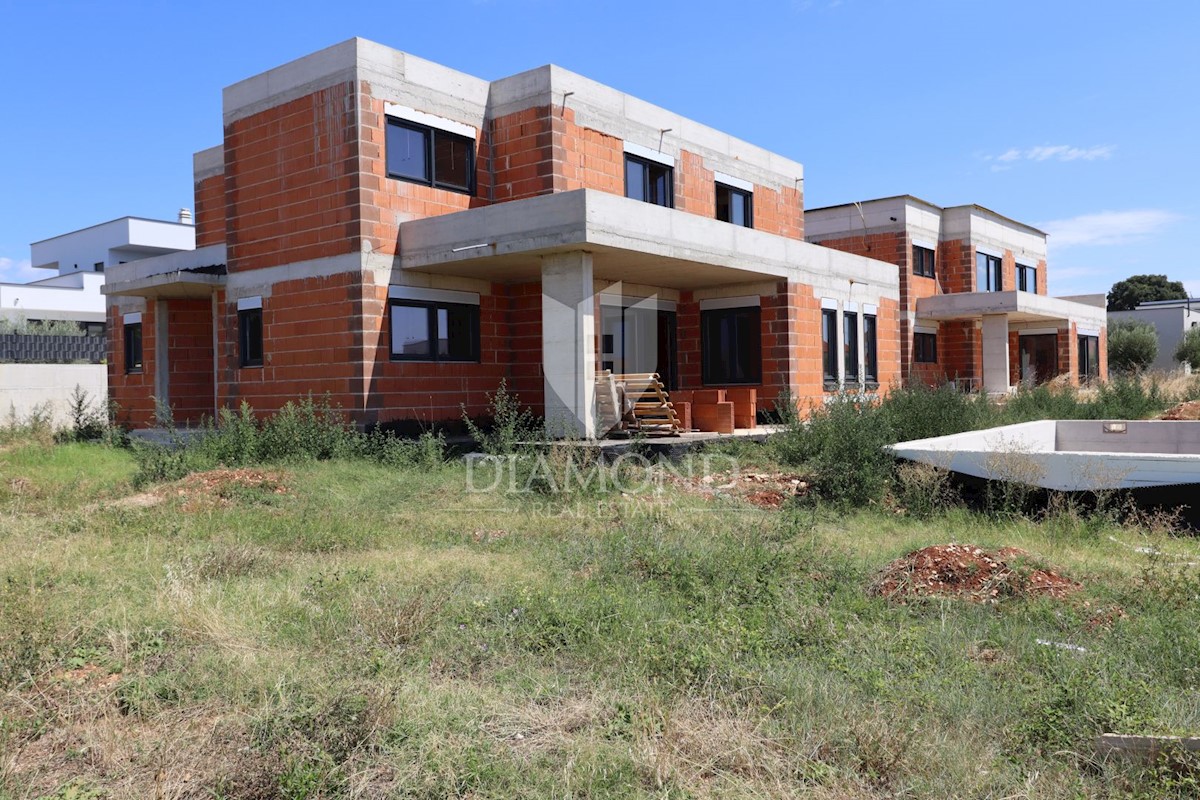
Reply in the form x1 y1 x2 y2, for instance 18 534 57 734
984 144 1115 167
1040 209 1183 249
0 257 40 284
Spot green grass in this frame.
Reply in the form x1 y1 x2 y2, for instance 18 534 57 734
3 438 1200 798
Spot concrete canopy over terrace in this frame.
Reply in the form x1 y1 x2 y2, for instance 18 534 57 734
915 291 1107 395
395 189 898 291
101 245 228 300
397 188 899 437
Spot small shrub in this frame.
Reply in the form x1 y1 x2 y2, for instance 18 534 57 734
891 462 958 518
1108 319 1159 373
774 394 893 507
462 379 542 455
877 382 988 442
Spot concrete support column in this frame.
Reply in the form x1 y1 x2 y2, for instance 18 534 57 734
154 298 169 421
541 251 596 438
981 314 1010 396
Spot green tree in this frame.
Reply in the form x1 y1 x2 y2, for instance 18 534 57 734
1175 326 1200 370
1107 319 1159 372
1107 274 1187 311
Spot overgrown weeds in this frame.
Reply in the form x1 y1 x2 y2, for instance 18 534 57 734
131 396 447 486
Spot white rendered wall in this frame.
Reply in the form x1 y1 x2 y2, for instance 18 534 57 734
0 272 106 321
31 217 195 275
0 364 107 426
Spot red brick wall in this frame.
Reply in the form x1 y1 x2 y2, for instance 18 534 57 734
166 299 215 425
1058 324 1077 386
939 239 974 294
223 81 361 272
506 281 544 413
938 320 980 387
491 105 555 201
217 273 361 415
194 173 225 248
676 151 715 217
753 184 804 240
359 282 511 425
677 291 701 390
358 85 490 258
107 305 157 429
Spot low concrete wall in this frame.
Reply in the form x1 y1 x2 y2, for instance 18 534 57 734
0 364 108 427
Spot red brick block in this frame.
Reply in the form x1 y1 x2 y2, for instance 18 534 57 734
674 401 692 432
691 389 726 405
693 401 734 434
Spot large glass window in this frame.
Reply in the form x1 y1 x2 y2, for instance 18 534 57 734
1078 335 1100 380
386 118 475 193
914 332 937 363
976 252 1002 292
389 300 479 362
123 322 143 373
625 155 673 207
238 307 263 368
1017 263 1037 292
843 311 859 382
863 314 878 383
821 308 838 383
912 245 936 278
700 306 761 385
715 183 752 227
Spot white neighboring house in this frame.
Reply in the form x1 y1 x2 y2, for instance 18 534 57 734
0 213 195 424
1108 298 1200 373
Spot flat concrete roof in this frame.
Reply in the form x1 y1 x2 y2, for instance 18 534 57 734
30 216 194 247
916 290 1107 327
398 189 899 293
806 195 1048 237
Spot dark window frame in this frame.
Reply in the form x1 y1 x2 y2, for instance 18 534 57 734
700 306 762 386
624 154 674 208
238 307 264 368
1078 334 1100 380
912 245 936 278
1017 263 1037 293
914 332 938 364
976 252 1003 292
821 308 838 384
388 299 481 363
385 117 476 195
123 322 143 374
863 314 878 383
715 182 753 228
843 311 859 382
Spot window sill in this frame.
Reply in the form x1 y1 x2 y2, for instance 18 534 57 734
126 369 143 375
239 363 264 369
387 173 475 196
823 381 840 392
389 356 482 364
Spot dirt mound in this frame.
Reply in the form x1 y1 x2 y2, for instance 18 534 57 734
1159 401 1200 420
172 468 288 510
871 543 1080 603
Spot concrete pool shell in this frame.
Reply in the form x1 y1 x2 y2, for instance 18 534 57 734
889 420 1200 491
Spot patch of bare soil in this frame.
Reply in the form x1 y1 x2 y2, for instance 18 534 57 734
670 471 811 509
1159 400 1200 420
870 543 1081 604
111 468 290 513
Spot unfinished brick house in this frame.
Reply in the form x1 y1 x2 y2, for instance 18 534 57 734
806 197 1107 392
103 38 1102 435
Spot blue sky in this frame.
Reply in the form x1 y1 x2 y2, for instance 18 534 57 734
1 0 1196 296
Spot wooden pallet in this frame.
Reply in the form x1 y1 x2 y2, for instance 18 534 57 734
612 372 683 434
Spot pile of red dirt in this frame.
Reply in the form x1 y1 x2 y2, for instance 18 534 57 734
871 543 1081 603
1159 401 1200 420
